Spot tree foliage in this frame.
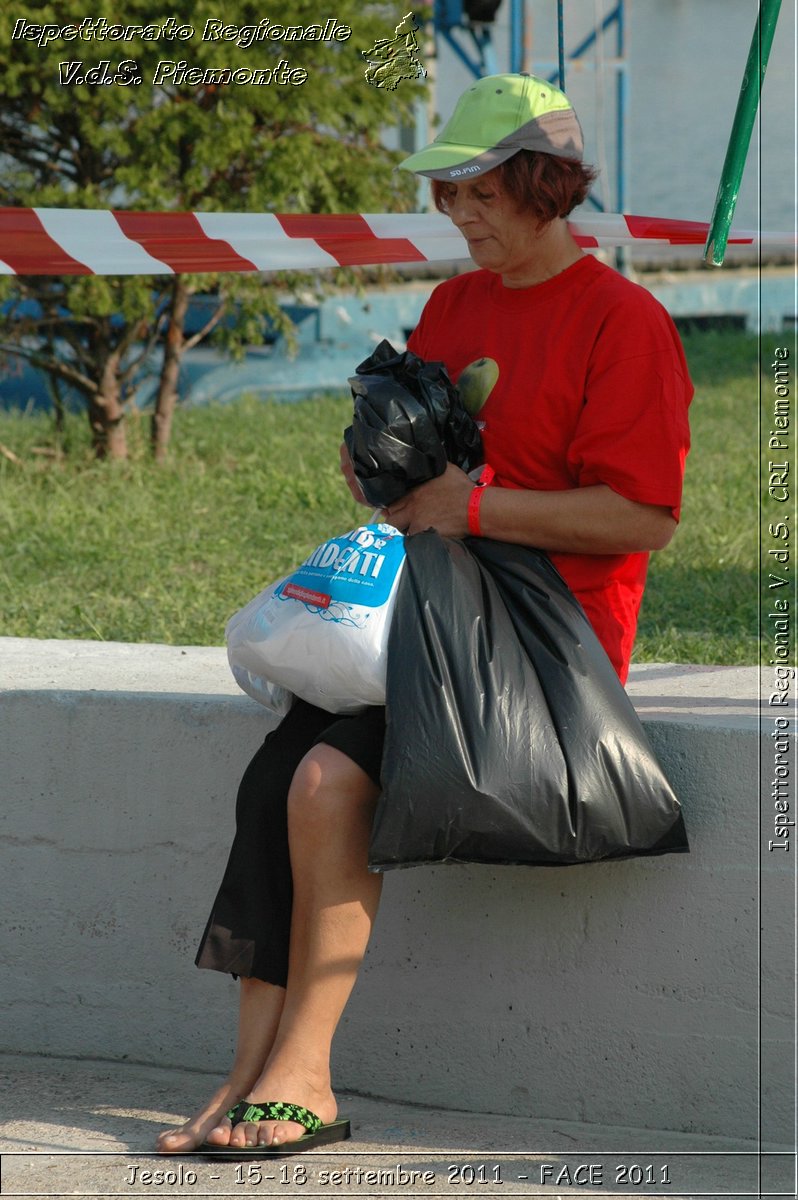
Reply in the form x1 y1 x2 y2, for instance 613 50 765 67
0 0 423 457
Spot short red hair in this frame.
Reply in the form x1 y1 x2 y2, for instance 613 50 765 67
431 150 597 223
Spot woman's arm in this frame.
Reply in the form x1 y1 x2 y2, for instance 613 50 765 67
384 462 677 554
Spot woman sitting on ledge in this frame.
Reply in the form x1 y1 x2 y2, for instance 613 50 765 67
156 72 692 1157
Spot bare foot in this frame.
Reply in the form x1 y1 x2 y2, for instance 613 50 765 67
205 1060 337 1150
157 977 287 1153
156 1077 255 1153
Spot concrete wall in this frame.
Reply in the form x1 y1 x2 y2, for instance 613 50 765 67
0 638 792 1145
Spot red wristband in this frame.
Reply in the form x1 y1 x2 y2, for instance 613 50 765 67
467 484 487 536
467 464 495 537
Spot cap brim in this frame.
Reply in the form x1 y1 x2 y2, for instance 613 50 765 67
398 142 518 181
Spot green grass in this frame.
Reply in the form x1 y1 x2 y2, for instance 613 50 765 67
0 396 365 645
0 331 761 662
634 331 759 665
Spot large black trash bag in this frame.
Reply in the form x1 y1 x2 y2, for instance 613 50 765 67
370 531 688 870
344 340 483 507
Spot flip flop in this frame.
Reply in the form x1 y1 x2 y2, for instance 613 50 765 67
199 1100 351 1158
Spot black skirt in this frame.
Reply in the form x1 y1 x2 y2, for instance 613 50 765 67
194 699 386 986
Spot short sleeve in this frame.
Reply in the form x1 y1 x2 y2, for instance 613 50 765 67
566 309 693 520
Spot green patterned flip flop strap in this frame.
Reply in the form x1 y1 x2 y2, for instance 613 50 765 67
226 1100 323 1135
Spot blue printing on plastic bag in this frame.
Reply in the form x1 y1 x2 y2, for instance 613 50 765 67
276 523 404 613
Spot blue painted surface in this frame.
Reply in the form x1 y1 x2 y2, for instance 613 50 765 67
0 288 431 412
2 270 793 414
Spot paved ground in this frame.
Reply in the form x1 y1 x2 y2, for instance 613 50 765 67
0 1055 793 1199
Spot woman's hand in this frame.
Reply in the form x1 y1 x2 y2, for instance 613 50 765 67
340 443 474 535
385 463 474 537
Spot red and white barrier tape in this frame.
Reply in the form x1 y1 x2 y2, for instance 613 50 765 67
0 208 792 276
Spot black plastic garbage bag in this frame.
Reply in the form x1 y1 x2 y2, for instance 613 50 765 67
370 531 688 869
344 340 482 507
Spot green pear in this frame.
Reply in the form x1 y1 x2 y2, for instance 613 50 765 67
457 357 500 416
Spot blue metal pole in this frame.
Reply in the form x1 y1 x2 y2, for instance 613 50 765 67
439 29 485 78
510 0 523 74
562 6 619 63
616 0 626 214
615 0 628 273
480 27 498 76
557 0 566 89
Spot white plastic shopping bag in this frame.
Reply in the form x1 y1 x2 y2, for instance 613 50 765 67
226 522 405 716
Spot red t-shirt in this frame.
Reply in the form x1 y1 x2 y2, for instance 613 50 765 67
407 254 693 681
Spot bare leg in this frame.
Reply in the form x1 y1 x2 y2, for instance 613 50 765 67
206 744 382 1149
155 978 284 1153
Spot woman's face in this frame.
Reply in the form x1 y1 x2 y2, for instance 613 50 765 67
437 171 545 284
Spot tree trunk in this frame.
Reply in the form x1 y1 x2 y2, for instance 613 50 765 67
88 356 127 460
152 278 190 462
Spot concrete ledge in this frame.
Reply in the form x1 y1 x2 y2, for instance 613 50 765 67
0 638 792 1146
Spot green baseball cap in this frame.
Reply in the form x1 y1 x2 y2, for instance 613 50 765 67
399 72 584 180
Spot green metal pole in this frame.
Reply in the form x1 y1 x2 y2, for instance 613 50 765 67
703 0 782 267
